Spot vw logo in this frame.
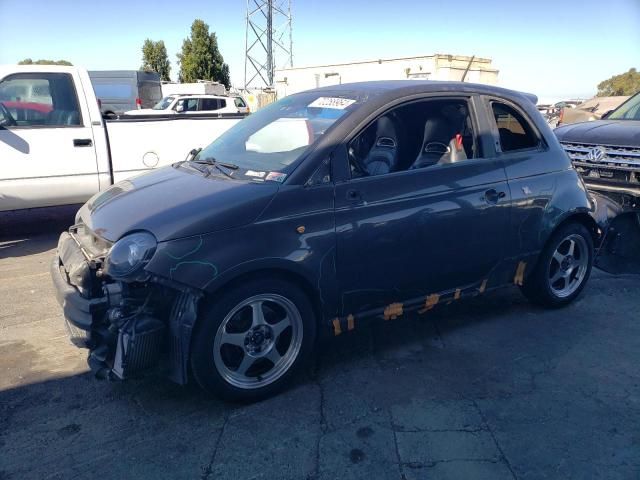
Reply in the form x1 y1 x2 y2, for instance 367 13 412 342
587 146 607 162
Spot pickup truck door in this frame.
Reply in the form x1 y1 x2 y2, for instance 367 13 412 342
334 96 510 315
0 69 99 211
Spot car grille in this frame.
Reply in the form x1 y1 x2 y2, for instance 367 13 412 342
561 142 640 189
561 142 640 165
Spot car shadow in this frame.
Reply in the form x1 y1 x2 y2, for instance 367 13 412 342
0 205 79 259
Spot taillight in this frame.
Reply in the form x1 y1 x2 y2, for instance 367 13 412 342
136 98 142 109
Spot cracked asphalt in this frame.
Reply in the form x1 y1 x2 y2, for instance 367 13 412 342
1 208 639 479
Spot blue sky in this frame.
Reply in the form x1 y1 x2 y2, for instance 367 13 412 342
0 0 638 102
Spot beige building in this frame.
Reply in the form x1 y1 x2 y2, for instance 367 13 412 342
274 54 499 98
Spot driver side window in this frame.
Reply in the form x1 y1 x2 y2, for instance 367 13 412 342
0 73 81 128
348 98 477 178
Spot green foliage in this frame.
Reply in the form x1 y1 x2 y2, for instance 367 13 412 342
18 58 72 66
597 68 640 96
141 39 171 81
177 19 231 88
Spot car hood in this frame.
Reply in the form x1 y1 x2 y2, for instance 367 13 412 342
78 165 279 242
554 120 640 147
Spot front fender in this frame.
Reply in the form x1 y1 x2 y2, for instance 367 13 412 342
145 223 338 318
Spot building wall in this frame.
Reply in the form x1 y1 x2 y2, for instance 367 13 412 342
274 54 499 98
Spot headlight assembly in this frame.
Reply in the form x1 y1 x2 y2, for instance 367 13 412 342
104 231 157 280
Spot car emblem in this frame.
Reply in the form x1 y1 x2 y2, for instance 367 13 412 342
587 146 607 162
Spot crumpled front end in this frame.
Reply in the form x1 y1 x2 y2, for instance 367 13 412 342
589 191 640 274
51 224 199 383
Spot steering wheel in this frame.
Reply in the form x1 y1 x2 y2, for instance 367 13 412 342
348 146 370 177
0 102 17 127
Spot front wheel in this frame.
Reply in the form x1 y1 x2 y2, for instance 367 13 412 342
521 222 594 307
191 277 316 402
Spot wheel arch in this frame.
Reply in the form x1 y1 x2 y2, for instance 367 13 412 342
546 210 600 248
198 264 326 332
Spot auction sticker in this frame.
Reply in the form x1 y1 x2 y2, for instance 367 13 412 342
245 170 266 178
266 171 287 183
308 97 356 110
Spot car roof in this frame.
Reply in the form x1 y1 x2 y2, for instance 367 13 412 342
307 80 538 105
171 94 229 99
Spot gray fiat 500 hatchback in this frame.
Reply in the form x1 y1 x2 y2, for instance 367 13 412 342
52 81 599 401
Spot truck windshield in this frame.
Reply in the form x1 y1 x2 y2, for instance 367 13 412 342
608 92 640 120
193 92 358 179
153 96 175 110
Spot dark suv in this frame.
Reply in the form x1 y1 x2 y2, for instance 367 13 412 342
52 81 598 401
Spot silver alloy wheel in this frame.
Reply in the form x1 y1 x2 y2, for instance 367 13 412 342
548 233 589 298
213 294 303 389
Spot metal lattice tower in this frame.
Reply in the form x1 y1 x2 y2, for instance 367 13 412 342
244 0 293 89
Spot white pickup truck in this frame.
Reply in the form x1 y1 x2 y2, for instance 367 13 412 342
0 65 244 212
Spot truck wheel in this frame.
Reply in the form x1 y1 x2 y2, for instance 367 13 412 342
191 277 316 402
521 222 593 307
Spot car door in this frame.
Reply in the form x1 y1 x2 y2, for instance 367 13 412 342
485 97 558 261
333 95 510 315
0 70 99 211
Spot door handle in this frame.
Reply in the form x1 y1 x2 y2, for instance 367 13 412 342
484 189 506 204
73 138 93 147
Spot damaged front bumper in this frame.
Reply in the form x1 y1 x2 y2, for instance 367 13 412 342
51 230 200 384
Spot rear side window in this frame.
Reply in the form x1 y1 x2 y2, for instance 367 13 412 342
491 102 538 152
200 98 222 111
0 72 81 127
92 83 133 99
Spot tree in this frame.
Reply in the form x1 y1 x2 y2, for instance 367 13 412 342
177 19 231 88
18 58 72 66
141 39 171 81
597 68 640 96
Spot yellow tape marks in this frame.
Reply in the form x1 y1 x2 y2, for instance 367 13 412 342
347 314 355 331
514 261 527 286
332 318 342 336
419 293 440 314
383 303 403 320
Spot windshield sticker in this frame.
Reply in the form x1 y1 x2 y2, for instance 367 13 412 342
308 97 356 110
266 172 287 183
245 170 266 178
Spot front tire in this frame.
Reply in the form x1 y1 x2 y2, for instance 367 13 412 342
522 222 594 307
191 277 316 402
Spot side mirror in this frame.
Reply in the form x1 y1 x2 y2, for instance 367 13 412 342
175 104 185 113
185 148 202 162
600 109 614 120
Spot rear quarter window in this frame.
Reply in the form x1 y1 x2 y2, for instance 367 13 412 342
491 101 539 152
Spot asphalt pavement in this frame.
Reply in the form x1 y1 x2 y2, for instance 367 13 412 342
1 208 639 479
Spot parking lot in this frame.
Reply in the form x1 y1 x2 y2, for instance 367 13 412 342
1 209 639 480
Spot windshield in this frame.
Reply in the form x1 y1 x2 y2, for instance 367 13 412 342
608 92 640 120
153 96 176 110
193 92 358 180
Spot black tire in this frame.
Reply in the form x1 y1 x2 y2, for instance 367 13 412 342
190 277 316 402
521 222 594 308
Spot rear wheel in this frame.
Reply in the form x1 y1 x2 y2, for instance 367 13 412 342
522 223 594 307
191 277 316 402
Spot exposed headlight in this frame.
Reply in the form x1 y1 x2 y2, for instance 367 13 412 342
104 231 157 280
